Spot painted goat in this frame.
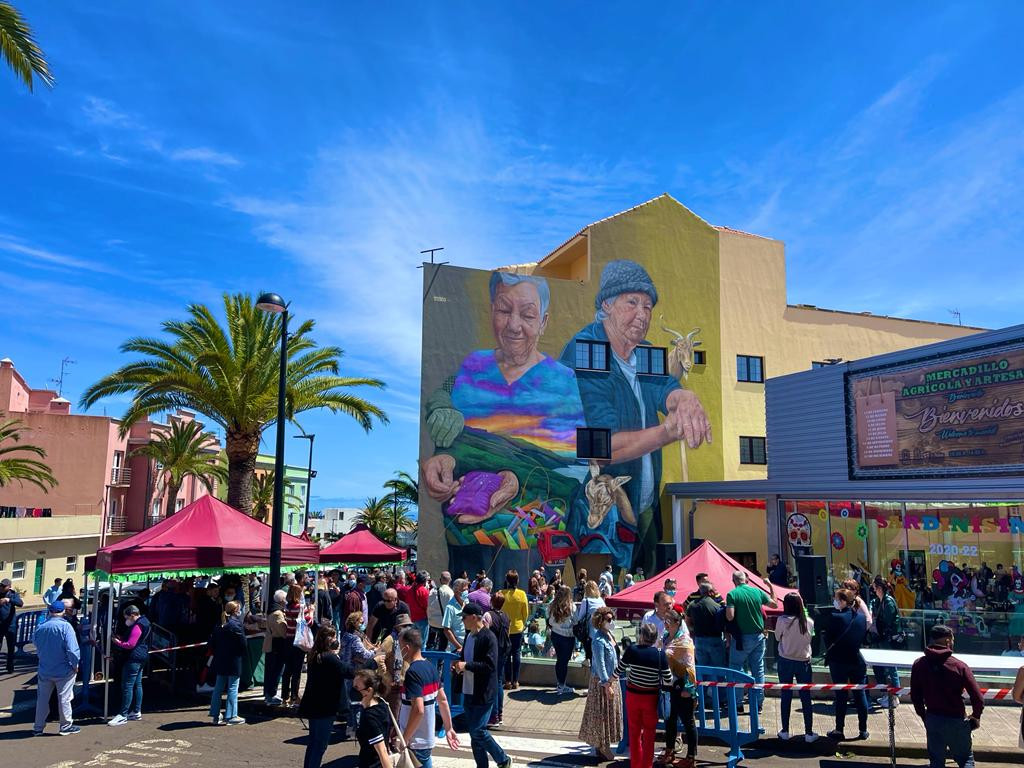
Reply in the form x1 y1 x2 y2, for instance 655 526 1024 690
660 319 702 381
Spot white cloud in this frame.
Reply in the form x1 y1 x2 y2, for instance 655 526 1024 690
168 146 241 166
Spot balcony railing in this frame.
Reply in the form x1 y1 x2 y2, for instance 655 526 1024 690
145 513 163 529
107 515 127 533
110 467 132 485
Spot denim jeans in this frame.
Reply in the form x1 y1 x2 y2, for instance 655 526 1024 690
728 633 765 709
120 662 144 717
924 713 975 768
209 674 240 720
411 747 433 768
828 658 868 733
777 656 813 734
552 632 575 687
493 659 504 721
694 636 726 669
463 703 508 768
505 632 524 684
304 716 333 768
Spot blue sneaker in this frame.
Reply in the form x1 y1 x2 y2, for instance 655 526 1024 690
59 725 81 736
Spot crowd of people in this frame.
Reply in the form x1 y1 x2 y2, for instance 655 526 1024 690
17 561 1024 767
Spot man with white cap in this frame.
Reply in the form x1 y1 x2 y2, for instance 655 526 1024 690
33 599 81 736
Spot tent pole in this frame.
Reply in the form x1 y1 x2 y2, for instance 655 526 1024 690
313 569 319 625
103 581 115 720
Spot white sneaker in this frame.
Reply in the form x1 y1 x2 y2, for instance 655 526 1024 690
777 730 790 741
877 695 890 708
804 732 819 743
108 714 128 726
265 696 283 706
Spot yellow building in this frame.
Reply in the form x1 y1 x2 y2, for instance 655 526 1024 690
417 194 981 578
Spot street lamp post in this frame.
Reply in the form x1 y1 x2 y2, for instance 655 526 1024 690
293 433 315 534
256 292 288 595
392 489 398 544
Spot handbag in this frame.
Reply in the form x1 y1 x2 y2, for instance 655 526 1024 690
573 601 592 644
383 698 422 768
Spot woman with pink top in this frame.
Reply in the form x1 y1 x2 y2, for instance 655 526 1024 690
774 593 818 742
109 605 151 726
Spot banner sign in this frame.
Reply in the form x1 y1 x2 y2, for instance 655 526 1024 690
847 341 1024 478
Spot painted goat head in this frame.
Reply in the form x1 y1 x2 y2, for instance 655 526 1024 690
585 461 635 528
661 318 702 381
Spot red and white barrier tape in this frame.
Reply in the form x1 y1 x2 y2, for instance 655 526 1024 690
145 633 267 655
696 680 1015 699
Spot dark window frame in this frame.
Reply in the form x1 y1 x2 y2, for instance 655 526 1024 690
574 340 611 372
635 345 668 377
577 427 612 460
739 435 767 465
737 354 765 383
693 349 707 366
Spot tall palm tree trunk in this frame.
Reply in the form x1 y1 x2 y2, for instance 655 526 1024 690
226 429 260 514
165 479 182 517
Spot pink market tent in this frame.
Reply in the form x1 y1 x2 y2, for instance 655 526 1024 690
319 524 407 564
605 540 797 613
93 494 319 575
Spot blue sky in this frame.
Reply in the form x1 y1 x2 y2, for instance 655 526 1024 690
3 3 1024 509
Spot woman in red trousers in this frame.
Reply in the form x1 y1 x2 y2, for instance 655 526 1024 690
615 622 671 766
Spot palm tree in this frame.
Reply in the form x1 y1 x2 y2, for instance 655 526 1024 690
132 420 226 517
383 470 419 507
355 495 415 544
250 469 301 524
80 293 387 515
0 3 54 92
0 417 56 491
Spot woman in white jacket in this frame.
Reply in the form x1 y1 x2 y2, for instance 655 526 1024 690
774 593 818 742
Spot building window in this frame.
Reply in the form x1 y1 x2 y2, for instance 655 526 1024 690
176 498 185 511
635 346 668 376
152 500 162 517
576 428 611 460
693 350 706 366
739 436 767 465
737 355 765 383
12 561 25 580
66 556 77 572
574 340 610 372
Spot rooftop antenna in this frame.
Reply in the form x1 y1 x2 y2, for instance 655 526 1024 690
49 356 76 397
948 309 962 326
418 246 449 301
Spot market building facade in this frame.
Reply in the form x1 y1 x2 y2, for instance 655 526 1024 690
416 194 979 580
668 323 1024 653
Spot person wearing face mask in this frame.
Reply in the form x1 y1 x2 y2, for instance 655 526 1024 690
108 605 151 726
208 601 247 725
261 589 289 706
825 588 870 742
397 627 460 768
579 607 621 761
661 609 698 768
352 668 392 768
339 611 375 739
299 626 345 768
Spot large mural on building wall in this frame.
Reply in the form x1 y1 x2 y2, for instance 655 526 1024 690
421 260 712 581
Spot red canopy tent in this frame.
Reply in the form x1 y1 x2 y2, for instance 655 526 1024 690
605 540 797 613
319 524 407 564
93 494 320 575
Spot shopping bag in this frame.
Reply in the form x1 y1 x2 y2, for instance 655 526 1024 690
293 619 314 652
384 700 422 768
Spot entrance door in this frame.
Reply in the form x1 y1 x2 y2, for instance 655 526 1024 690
33 558 44 594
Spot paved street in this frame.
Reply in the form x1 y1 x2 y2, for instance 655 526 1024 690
1 662 1021 768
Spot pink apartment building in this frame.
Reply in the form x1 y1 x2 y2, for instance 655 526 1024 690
0 358 222 602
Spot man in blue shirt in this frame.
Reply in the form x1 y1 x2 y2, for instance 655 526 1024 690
43 578 63 607
0 578 25 674
33 600 81 736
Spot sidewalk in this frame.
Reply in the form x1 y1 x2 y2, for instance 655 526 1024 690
498 684 1023 760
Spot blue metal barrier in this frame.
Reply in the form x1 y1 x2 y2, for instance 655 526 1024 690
15 610 47 652
617 664 760 768
424 650 462 722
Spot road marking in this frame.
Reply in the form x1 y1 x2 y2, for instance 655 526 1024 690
45 738 198 768
432 734 593 766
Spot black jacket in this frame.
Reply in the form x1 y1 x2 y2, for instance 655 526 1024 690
825 608 867 664
299 652 346 718
0 587 23 628
210 616 247 677
128 616 152 664
460 627 498 706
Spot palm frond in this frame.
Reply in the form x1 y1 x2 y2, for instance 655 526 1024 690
0 2 54 92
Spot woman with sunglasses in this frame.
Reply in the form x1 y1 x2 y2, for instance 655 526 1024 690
578 607 622 761
352 668 393 768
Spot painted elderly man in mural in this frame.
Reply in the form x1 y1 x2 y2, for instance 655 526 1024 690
422 271 587 580
560 259 712 578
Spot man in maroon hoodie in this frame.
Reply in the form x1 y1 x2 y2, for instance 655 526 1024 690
910 624 984 768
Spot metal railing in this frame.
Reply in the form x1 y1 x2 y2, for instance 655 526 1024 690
107 515 127 533
110 467 132 485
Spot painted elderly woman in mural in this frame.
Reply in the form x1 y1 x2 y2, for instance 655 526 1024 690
422 272 587 579
560 259 712 578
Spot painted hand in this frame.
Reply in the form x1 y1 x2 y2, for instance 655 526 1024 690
665 389 712 449
427 406 464 449
423 454 458 502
